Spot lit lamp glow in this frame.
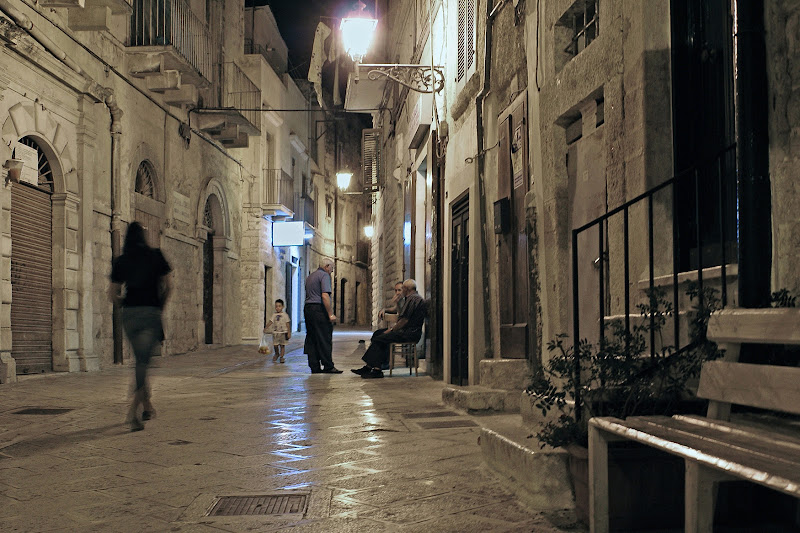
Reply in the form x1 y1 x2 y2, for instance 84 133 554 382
340 16 377 62
336 171 353 190
363 225 374 238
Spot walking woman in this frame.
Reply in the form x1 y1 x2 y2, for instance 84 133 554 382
108 222 172 431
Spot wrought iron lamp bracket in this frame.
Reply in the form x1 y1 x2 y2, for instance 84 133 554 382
358 64 444 94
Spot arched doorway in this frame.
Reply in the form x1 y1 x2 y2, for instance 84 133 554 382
11 137 54 374
203 199 215 344
201 193 226 345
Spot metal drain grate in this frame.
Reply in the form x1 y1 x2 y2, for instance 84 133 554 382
14 408 72 415
403 410 459 418
208 494 308 516
417 420 479 429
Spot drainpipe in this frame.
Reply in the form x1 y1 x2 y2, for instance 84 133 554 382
105 91 125 364
474 0 504 360
733 0 771 308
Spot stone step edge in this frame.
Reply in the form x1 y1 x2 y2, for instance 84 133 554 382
480 426 575 510
442 385 521 413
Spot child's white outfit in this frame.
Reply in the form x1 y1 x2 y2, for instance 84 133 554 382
269 311 290 345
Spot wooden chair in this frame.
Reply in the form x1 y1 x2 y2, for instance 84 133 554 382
389 342 418 376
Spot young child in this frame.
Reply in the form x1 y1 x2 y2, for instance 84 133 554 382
264 299 291 363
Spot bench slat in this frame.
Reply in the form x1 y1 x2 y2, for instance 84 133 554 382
697 361 800 416
673 414 800 453
707 308 800 346
591 416 800 498
630 416 800 467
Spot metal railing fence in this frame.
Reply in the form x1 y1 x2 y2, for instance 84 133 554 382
129 0 214 82
222 62 261 133
571 144 737 415
263 169 294 213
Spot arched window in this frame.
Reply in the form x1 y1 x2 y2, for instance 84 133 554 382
18 137 54 192
135 160 156 198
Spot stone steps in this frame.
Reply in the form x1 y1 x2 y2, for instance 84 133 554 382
477 414 575 510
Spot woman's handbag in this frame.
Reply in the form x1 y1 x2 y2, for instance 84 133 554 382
258 332 273 354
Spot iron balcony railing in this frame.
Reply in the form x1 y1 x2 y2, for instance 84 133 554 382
302 196 315 228
129 0 214 82
222 62 261 133
571 144 737 415
264 169 294 212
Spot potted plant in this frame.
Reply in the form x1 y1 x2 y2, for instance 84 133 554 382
527 284 721 528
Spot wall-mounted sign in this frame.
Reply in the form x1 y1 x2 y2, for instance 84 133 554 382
172 191 191 224
13 143 39 186
272 221 305 246
408 93 432 149
512 124 525 189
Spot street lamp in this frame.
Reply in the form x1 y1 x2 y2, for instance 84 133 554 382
340 2 444 94
336 171 353 190
340 2 377 63
363 225 374 238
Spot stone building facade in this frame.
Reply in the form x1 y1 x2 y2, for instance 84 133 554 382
0 0 369 383
359 0 799 393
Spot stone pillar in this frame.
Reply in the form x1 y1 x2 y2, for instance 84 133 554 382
0 163 15 383
51 193 83 371
239 209 265 343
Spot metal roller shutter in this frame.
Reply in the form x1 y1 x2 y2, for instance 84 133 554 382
11 182 52 374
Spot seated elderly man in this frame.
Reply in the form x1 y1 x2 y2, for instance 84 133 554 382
352 279 427 379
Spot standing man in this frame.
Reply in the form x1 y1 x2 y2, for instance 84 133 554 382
303 257 343 373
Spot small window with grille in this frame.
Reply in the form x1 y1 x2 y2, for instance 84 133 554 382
555 0 599 69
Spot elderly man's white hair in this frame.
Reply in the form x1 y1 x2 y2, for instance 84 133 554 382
320 257 334 269
403 279 417 291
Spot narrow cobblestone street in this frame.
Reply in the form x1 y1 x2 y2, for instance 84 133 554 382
0 330 581 532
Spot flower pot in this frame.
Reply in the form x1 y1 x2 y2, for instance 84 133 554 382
566 441 684 530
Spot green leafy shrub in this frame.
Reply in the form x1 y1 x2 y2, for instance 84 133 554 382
528 284 721 449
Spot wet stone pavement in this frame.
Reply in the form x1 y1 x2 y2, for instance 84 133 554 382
0 329 582 532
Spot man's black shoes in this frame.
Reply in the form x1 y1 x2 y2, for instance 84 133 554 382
351 365 371 375
361 368 384 379
321 367 344 374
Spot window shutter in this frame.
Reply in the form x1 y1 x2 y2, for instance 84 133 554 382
466 0 475 71
362 128 382 193
457 0 466 81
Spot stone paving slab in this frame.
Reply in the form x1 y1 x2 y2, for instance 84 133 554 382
0 329 583 532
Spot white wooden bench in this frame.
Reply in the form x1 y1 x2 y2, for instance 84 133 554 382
589 308 800 533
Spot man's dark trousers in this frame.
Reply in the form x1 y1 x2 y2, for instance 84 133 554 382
304 303 334 371
362 328 421 368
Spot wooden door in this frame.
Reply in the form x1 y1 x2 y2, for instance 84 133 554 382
497 102 530 358
450 196 469 386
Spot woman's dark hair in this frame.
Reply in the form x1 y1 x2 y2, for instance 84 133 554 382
123 221 149 255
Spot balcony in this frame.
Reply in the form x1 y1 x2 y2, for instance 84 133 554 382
355 240 369 267
126 0 213 106
50 0 133 32
262 169 294 218
297 196 315 229
195 62 261 148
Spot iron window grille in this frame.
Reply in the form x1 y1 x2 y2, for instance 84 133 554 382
561 0 599 57
135 160 156 198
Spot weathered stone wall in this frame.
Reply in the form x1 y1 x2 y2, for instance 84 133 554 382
525 0 673 356
767 0 800 295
